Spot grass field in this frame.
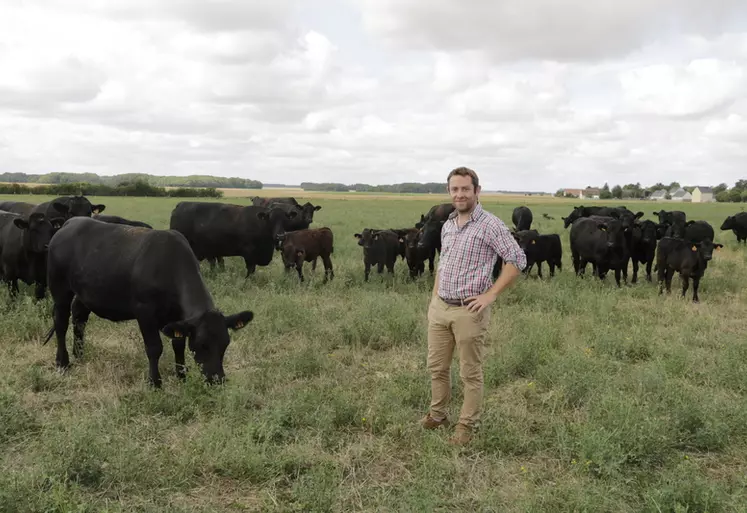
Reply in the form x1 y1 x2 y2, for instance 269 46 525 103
1 193 747 512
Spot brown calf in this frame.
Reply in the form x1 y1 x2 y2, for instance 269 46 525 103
278 227 334 282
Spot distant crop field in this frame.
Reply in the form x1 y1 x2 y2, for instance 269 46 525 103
1 193 746 512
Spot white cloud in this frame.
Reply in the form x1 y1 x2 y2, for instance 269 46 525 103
0 1 746 191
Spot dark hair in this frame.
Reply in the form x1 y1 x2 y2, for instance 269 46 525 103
447 167 479 190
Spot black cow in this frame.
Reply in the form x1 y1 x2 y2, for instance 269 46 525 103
630 220 659 283
684 220 714 244
0 212 64 299
267 201 322 231
169 201 298 276
512 206 533 231
653 210 687 226
0 201 37 215
570 216 629 286
656 236 723 303
33 195 106 220
277 227 334 282
562 205 638 229
720 213 747 244
402 228 434 279
93 214 153 229
416 203 456 255
354 229 400 281
512 229 562 278
43 217 254 387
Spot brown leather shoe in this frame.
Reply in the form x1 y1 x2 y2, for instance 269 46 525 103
448 424 473 446
420 413 450 430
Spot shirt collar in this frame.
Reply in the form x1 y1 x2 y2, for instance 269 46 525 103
448 202 484 223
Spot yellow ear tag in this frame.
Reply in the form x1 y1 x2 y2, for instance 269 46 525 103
600 227 606 231
174 330 182 338
691 246 697 252
531 240 536 244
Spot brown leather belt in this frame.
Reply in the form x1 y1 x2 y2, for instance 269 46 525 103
440 297 469 306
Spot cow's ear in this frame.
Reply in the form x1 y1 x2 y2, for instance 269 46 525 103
314 205 322 211
53 202 69 214
161 320 193 339
598 223 607 231
257 212 269 221
225 310 253 330
715 243 724 250
635 211 644 219
13 218 29 230
685 221 694 227
92 204 106 214
50 217 65 229
354 233 362 239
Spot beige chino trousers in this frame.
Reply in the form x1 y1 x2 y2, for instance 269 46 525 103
426 296 492 429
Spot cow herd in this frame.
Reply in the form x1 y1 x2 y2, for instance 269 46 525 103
0 193 745 387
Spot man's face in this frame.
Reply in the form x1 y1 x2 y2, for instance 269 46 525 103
448 174 480 212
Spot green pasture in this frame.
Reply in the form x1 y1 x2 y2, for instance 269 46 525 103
1 193 747 512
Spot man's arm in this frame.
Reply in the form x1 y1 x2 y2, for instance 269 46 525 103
431 268 440 299
464 221 527 313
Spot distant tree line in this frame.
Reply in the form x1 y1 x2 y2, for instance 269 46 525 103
555 180 747 202
301 182 447 193
0 172 262 189
0 180 223 198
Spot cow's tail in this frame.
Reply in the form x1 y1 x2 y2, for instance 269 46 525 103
42 325 55 345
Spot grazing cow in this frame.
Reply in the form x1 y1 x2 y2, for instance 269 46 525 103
0 212 64 298
169 201 298 276
277 227 334 282
570 216 629 286
93 214 153 229
43 217 254 387
720 213 747 244
416 203 456 255
656 236 723 303
512 229 562 278
354 228 400 281
653 210 687 226
630 220 659 283
33 195 106 221
512 206 533 231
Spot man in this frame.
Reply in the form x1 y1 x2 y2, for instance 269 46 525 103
421 166 527 446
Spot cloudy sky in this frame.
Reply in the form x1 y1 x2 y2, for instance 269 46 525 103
1 0 746 192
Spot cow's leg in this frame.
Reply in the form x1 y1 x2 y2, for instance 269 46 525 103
665 268 674 294
377 262 385 275
322 253 333 282
386 260 395 275
137 319 164 388
7 278 19 298
681 273 690 299
207 257 216 271
428 249 435 275
548 260 556 277
632 259 639 284
614 268 622 287
53 294 74 369
645 259 653 282
692 275 701 303
244 259 256 277
295 262 304 282
34 282 46 301
172 337 187 380
218 257 225 271
71 297 91 359
364 262 371 282
536 262 543 279
572 249 580 274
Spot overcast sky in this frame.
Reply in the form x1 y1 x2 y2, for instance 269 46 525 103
1 0 746 192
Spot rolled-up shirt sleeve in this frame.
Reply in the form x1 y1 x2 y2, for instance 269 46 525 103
488 220 527 271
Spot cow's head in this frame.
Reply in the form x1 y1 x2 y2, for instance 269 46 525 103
298 202 322 225
13 213 64 253
693 240 724 262
512 229 539 253
667 220 687 239
634 220 658 245
257 207 299 240
417 220 443 249
53 196 105 219
354 228 379 251
161 309 253 384
599 219 625 249
403 229 421 252
720 216 735 231
563 206 584 228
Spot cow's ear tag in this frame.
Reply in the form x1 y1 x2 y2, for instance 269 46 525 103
600 227 606 231
691 245 697 252
531 240 536 244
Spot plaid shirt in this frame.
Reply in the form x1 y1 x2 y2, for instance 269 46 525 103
438 203 527 300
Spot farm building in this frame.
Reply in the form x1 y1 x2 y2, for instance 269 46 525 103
692 186 714 203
